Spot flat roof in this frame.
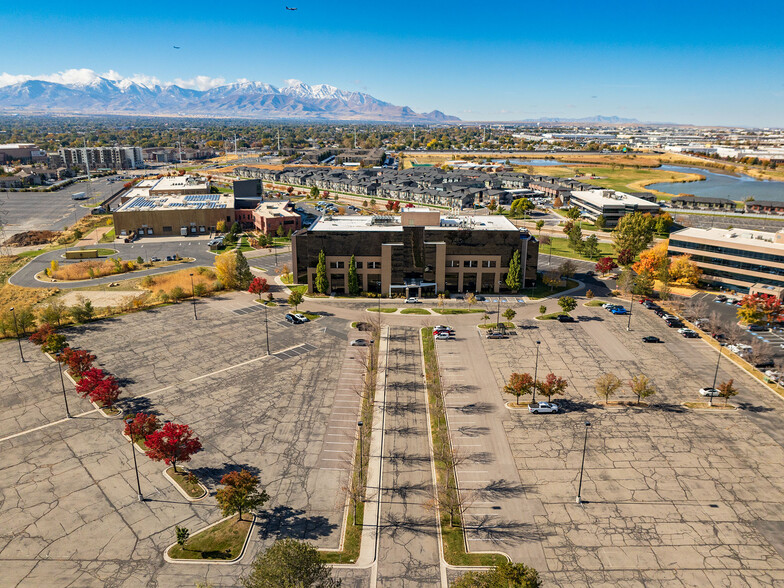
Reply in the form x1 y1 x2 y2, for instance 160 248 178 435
255 201 298 219
116 192 233 212
671 227 784 249
150 176 209 191
570 189 661 208
308 214 519 233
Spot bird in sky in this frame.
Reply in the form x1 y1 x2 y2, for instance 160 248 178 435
285 6 297 10
173 45 181 49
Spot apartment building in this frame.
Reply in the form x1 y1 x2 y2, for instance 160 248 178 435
57 146 144 171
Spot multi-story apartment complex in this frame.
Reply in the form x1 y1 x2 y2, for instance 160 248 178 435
56 146 144 171
668 227 784 293
292 208 538 297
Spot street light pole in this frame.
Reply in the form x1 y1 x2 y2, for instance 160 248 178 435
626 291 634 331
57 354 71 418
710 344 723 407
358 420 364 489
576 421 592 504
189 273 197 320
532 340 541 403
124 416 144 502
10 307 24 362
264 302 270 355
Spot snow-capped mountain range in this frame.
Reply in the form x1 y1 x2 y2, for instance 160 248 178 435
0 76 459 122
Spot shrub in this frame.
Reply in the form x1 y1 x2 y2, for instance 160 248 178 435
70 298 95 323
193 283 207 297
42 333 68 354
158 290 170 303
142 275 155 287
30 323 56 346
170 286 186 302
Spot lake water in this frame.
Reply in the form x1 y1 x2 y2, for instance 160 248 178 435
648 165 784 202
492 158 567 166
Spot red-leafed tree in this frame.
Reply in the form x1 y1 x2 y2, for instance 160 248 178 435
248 277 269 299
145 423 203 473
536 373 568 402
90 375 121 409
503 372 535 406
124 413 161 444
59 347 96 377
616 248 634 267
29 323 55 345
595 257 617 275
75 367 107 398
385 199 395 211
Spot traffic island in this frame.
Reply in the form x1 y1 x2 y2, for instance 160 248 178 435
164 467 208 501
683 402 738 411
165 514 254 562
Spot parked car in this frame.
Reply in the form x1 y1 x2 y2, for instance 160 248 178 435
285 313 303 324
435 332 452 340
293 313 310 323
556 314 575 322
351 339 371 346
654 309 667 317
665 319 683 328
662 314 678 321
699 387 720 397
680 329 699 338
150 256 161 262
610 308 629 315
405 297 419 304
639 298 652 305
602 303 619 309
474 294 486 302
714 295 727 302
748 324 768 332
528 401 560 414
642 336 662 343
486 330 508 339
727 344 752 355
755 359 775 369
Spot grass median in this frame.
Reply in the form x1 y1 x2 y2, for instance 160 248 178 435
421 328 507 567
167 514 251 560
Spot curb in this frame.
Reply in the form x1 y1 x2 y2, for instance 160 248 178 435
163 467 209 502
163 514 256 565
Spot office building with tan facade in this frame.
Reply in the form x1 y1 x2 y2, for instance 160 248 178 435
292 208 538 297
669 227 784 293
113 192 234 238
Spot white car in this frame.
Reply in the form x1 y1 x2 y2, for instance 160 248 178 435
727 344 752 355
433 325 452 332
528 401 560 414
434 332 452 340
699 387 720 397
293 313 310 323
405 297 419 304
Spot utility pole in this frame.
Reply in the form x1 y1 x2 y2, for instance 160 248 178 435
576 421 592 504
277 130 281 154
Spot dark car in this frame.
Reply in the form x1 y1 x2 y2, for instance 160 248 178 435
655 309 667 317
755 359 775 369
285 313 303 324
556 314 575 323
642 336 662 343
665 320 683 328
748 325 768 332
474 294 486 302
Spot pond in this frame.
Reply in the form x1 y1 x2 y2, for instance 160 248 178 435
648 165 784 202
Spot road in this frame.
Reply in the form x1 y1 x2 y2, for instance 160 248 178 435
1 176 119 238
375 326 442 587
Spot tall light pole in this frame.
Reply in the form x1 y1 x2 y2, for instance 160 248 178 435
496 280 503 329
57 353 71 418
576 421 591 504
626 291 634 331
532 340 541 403
264 302 270 355
123 416 144 502
189 273 197 320
710 344 723 407
10 307 24 362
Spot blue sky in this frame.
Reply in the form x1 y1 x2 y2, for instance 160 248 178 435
4 0 784 126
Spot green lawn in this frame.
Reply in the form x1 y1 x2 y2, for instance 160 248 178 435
98 228 115 243
541 236 614 262
167 514 251 560
288 285 307 295
432 308 486 315
585 299 608 307
301 312 321 321
166 467 206 499
400 308 431 315
537 311 569 320
527 274 579 299
478 321 515 329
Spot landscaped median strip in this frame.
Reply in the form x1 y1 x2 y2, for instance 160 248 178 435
420 328 508 567
164 514 256 564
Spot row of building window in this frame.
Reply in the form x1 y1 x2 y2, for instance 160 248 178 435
670 239 784 265
701 268 784 289
329 261 381 269
446 260 497 268
690 254 784 277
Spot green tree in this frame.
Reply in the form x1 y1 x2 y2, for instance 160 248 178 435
309 186 320 199
215 470 270 521
613 212 656 257
565 206 581 220
315 250 329 294
241 539 341 588
451 562 541 588
582 235 600 259
595 373 622 404
633 270 655 298
69 299 94 323
567 223 584 252
558 296 577 313
535 220 545 235
503 308 516 322
39 299 67 327
539 304 547 316
276 225 285 238
288 290 304 311
595 214 606 230
136 256 144 265
235 250 253 289
506 250 522 291
348 255 360 296
176 526 189 547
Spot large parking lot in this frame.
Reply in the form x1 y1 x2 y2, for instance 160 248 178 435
0 293 366 587
440 298 784 586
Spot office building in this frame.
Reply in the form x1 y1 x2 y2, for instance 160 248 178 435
669 227 784 293
568 189 661 227
292 208 538 296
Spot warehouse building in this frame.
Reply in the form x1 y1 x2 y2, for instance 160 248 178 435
113 193 234 238
292 208 538 296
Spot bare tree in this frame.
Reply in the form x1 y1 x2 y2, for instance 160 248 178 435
425 484 475 528
746 340 772 368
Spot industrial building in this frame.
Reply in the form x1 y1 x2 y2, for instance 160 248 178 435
669 227 784 293
113 192 234 238
292 208 538 297
568 189 661 227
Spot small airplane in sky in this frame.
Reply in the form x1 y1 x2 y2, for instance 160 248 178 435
285 6 297 10
173 45 181 49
